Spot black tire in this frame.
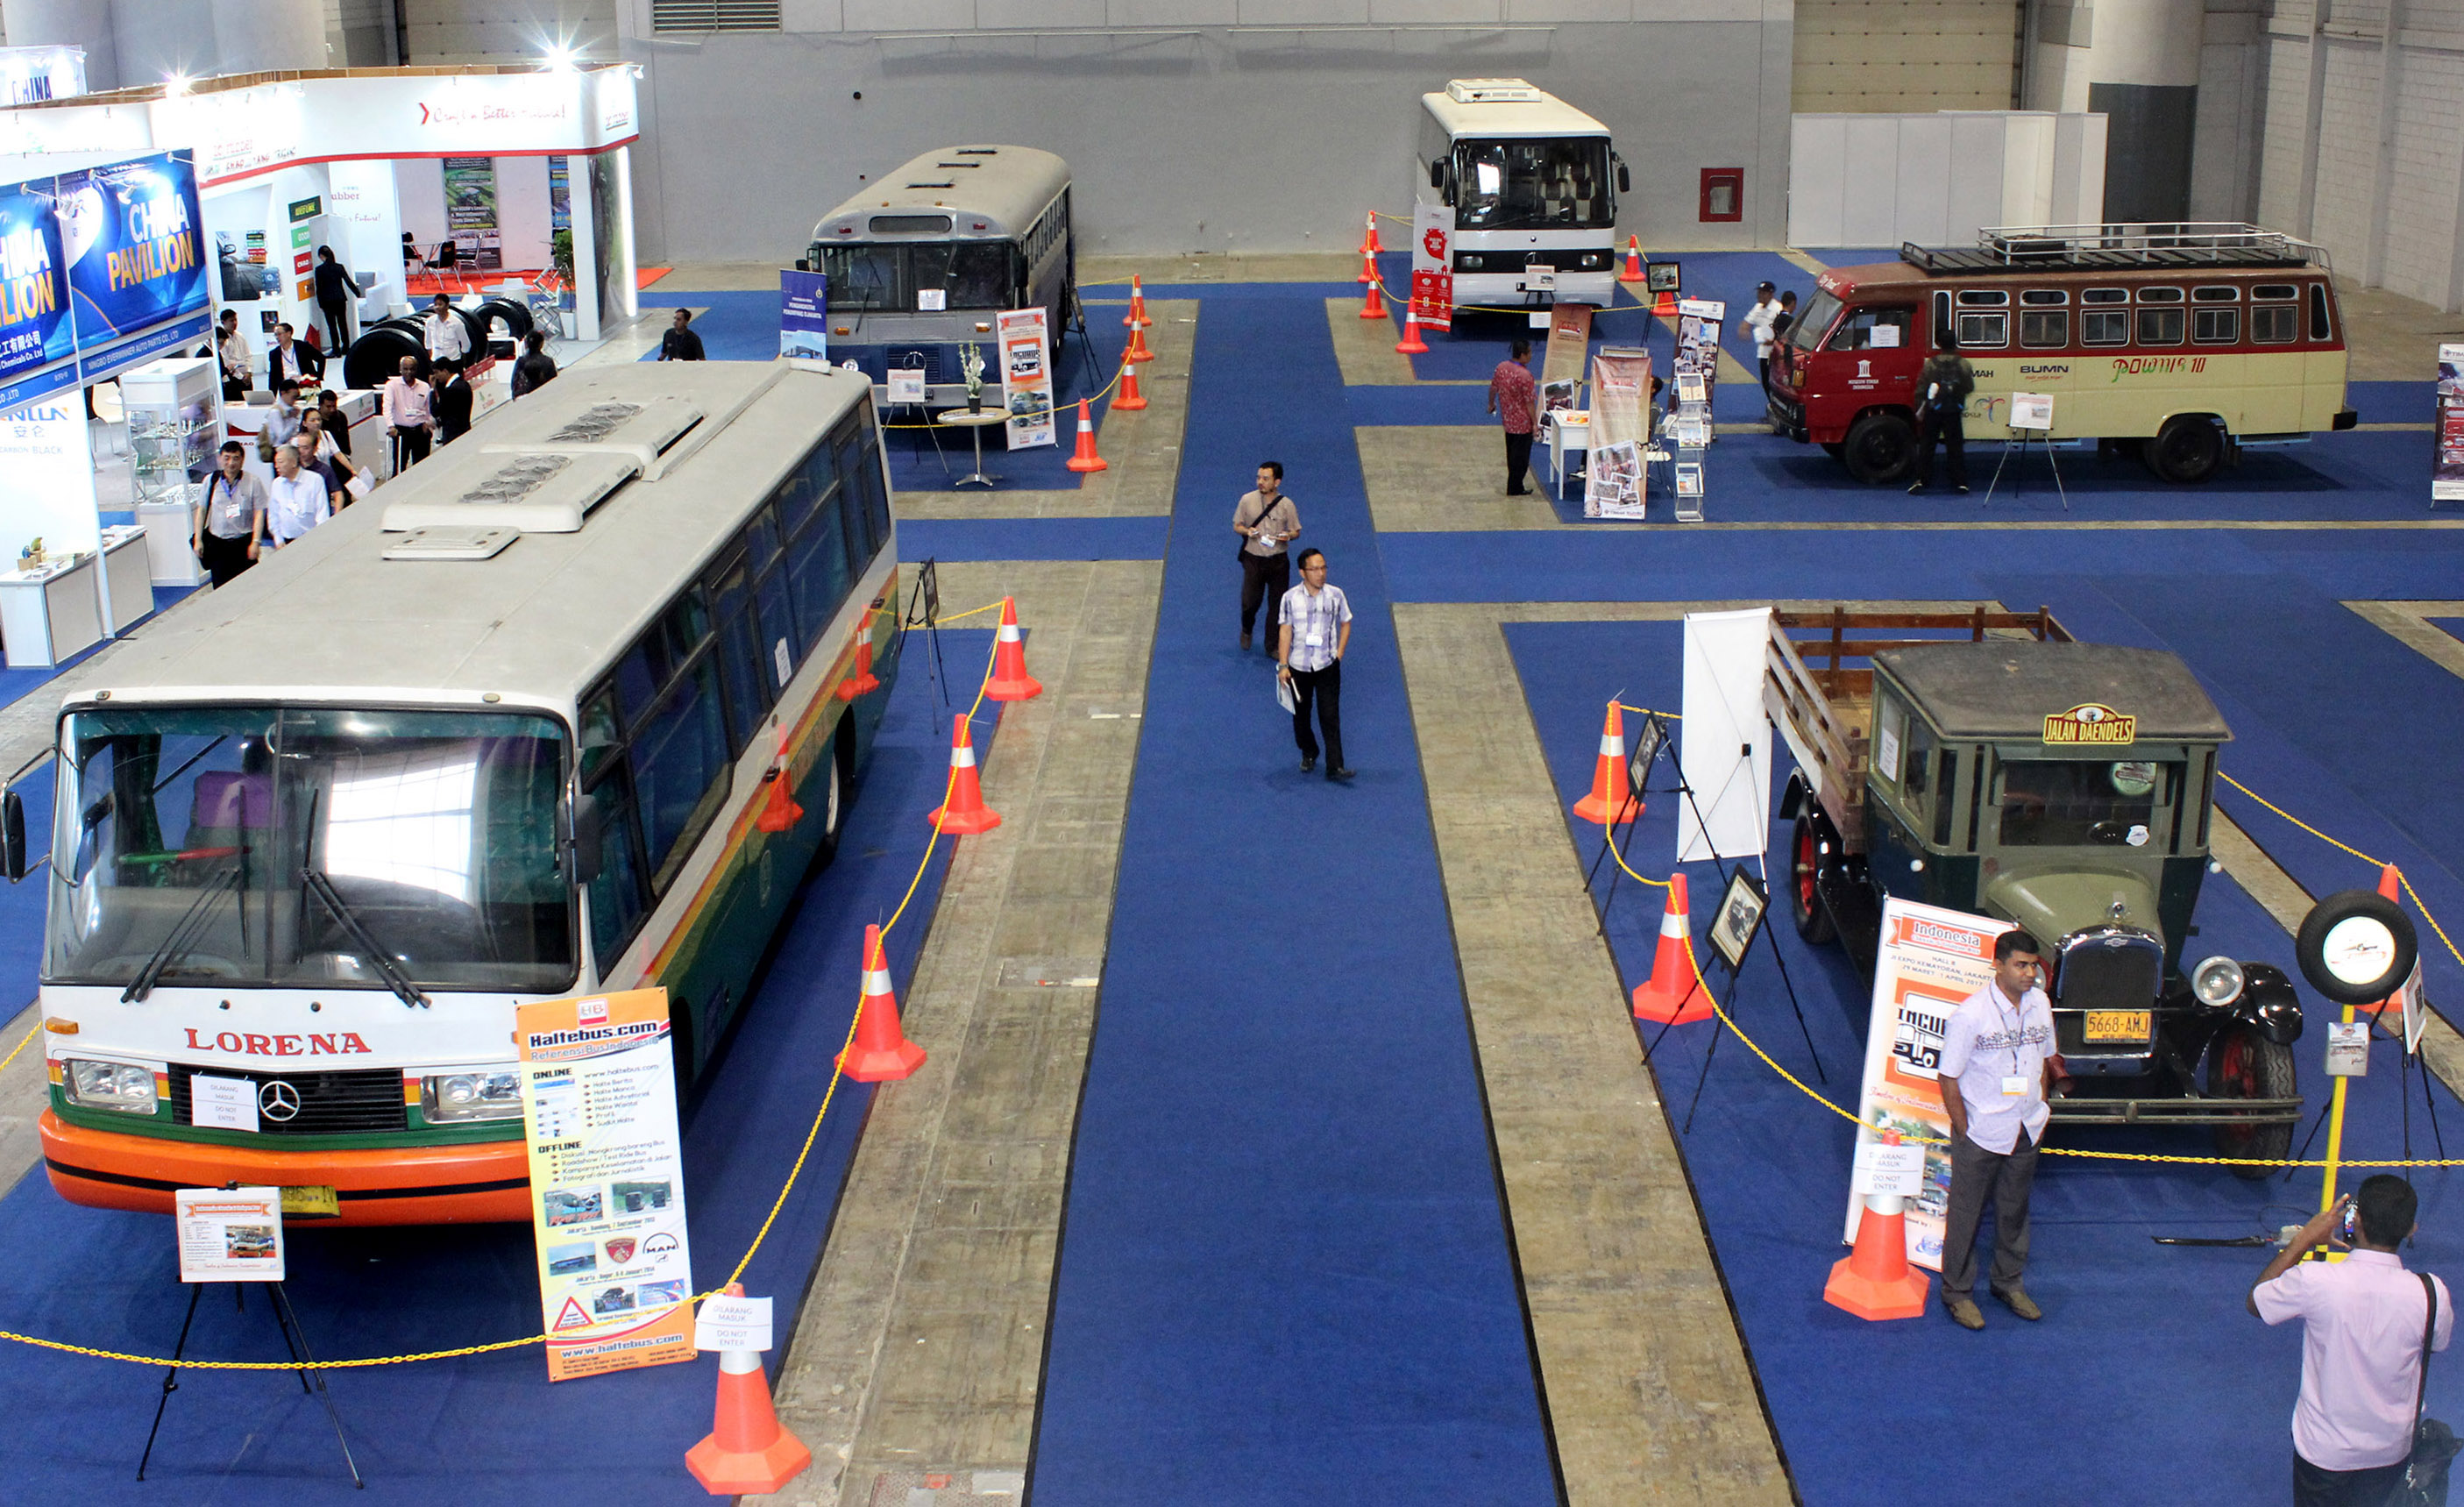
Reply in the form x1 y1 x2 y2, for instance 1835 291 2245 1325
1789 812 1838 944
1841 411 1916 483
2143 414 2226 483
2207 1024 2296 1176
472 296 534 345
1820 442 1845 459
2295 888 2418 1006
343 323 423 390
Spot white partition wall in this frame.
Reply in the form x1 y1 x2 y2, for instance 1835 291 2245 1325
1790 111 2107 249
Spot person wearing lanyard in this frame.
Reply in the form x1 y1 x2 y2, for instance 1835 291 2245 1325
263 444 336 550
1232 460 1300 654
192 441 267 586
1934 928 2056 1330
1275 548 1353 781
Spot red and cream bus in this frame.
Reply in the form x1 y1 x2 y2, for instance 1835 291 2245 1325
1766 224 2358 484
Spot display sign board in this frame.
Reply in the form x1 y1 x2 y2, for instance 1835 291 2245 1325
1410 202 1452 331
442 157 501 270
778 268 828 362
175 1186 285 1283
1853 1138 1926 1198
60 151 209 377
1538 302 1592 419
2010 391 2054 431
1843 898 2006 1271
1583 345 1650 520
996 306 1055 451
0 46 85 106
0 174 75 409
516 988 697 1383
2436 344 2464 505
2325 1020 2370 1077
694 1294 774 1354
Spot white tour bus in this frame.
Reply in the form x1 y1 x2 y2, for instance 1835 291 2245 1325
1415 78 1630 313
23 361 902 1226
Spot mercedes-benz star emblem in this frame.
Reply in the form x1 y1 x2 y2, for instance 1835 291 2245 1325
259 1080 302 1122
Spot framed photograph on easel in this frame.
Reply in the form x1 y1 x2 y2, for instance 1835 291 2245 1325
1708 868 1768 971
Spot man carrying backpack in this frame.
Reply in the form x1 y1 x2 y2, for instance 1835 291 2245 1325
1909 330 1975 495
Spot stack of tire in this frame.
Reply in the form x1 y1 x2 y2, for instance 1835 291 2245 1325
341 297 535 391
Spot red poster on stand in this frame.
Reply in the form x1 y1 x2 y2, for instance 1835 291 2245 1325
1410 202 1452 331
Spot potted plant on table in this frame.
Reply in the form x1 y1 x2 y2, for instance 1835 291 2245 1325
961 343 986 414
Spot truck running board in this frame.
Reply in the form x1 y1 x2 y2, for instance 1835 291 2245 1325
2048 1096 2304 1127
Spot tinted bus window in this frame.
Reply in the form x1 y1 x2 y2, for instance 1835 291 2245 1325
784 443 852 653
2137 307 2185 345
2309 283 2333 340
2193 307 2239 344
705 550 773 756
1788 291 1843 351
1956 311 2007 348
910 242 1017 309
2020 309 2068 347
630 658 731 890
582 768 646 964
2254 304 2298 343
822 245 901 311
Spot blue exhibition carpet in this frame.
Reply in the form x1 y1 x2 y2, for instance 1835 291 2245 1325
1507 618 2464 1507
0 629 999 1505
1031 285 1559 1503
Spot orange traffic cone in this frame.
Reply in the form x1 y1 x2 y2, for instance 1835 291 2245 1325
1653 288 1677 317
2363 864 2406 1016
754 722 804 835
1064 399 1107 473
1123 274 1153 329
1359 211 1382 258
1630 874 1712 1023
839 924 927 1082
926 714 1001 834
835 632 880 702
985 596 1042 701
683 1283 813 1494
1113 359 1148 411
1570 701 1640 825
1620 235 1645 283
1359 276 1387 321
1824 1161 1932 1321
1395 307 1430 355
1123 318 1154 366
1356 245 1378 285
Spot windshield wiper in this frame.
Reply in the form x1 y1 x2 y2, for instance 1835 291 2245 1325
121 862 243 1003
301 871 430 1009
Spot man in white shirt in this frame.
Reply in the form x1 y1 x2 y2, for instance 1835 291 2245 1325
1275 548 1353 781
381 354 437 473
1743 281 1781 388
1935 928 2056 1329
423 294 471 371
260 379 304 455
2254 1176 2453 1505
263 444 335 548
213 309 251 401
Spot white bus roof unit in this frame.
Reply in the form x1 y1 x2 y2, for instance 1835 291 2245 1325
811 144 1070 244
1421 83 1608 141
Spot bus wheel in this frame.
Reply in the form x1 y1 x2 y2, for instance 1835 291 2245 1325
1842 412 1915 483
2144 415 2226 483
2207 1024 2294 1178
813 754 843 871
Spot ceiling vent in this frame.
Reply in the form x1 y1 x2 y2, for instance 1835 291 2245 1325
1446 78 1542 103
381 450 640 535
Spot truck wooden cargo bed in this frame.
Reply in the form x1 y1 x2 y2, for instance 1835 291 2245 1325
1764 605 2072 854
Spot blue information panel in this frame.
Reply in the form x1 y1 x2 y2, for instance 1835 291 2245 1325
0 175 75 404
60 151 206 355
779 268 828 361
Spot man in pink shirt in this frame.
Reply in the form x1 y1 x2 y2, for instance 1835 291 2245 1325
2252 1176 2452 1504
1486 339 1537 497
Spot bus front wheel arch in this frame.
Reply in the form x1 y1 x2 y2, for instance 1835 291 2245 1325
1842 410 1916 484
2143 414 2227 483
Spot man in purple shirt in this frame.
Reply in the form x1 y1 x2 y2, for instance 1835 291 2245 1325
2253 1176 2452 1505
1486 338 1537 497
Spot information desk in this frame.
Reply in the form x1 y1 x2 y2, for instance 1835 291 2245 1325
1547 410 1589 500
934 408 1010 489
96 526 155 634
0 553 104 669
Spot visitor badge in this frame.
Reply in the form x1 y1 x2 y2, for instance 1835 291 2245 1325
2000 1075 2028 1098
1304 629 1323 647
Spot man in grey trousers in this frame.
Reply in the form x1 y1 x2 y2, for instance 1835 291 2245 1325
1934 928 2056 1329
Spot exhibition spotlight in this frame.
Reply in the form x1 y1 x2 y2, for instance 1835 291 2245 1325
542 43 579 74
162 73 191 96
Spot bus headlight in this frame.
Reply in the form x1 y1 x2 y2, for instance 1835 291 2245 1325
423 1070 524 1123
64 1059 158 1114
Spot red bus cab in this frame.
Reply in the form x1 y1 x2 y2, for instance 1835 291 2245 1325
1767 224 2359 484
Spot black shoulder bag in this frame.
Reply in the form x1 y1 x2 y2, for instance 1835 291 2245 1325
2397 1273 2460 1506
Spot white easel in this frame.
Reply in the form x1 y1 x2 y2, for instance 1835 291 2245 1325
1981 390 2067 510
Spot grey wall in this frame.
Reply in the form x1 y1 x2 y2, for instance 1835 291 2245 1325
2 0 335 86
619 4 1796 263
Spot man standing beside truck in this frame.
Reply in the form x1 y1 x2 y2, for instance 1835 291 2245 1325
1908 330 1975 494
1935 929 2057 1330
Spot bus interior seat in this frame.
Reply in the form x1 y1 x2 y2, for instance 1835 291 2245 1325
190 771 273 838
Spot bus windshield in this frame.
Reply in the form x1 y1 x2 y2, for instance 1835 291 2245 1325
48 706 573 994
821 242 1019 312
1454 139 1612 231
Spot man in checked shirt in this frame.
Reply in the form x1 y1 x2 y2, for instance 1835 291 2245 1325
1276 549 1353 781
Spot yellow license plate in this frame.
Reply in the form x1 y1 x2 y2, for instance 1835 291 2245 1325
2083 1010 2153 1043
280 1185 340 1218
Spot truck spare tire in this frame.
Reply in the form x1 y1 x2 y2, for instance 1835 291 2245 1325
2294 888 2418 1006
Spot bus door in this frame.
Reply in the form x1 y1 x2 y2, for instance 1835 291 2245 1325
1810 302 1920 416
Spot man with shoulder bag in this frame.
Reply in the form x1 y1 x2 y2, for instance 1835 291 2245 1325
2252 1175 2458 1505
1908 328 1975 495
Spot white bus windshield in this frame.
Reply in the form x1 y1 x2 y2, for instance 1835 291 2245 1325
49 706 573 995
821 242 1018 312
1455 139 1613 231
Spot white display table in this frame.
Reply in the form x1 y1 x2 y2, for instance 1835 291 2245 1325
1547 410 1589 499
0 554 105 669
96 526 156 633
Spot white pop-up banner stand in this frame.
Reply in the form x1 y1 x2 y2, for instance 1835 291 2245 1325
1678 607 1774 863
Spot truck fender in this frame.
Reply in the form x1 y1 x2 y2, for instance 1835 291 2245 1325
2237 961 2304 1046
1779 771 1809 821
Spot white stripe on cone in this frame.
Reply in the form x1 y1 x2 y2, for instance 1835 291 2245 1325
1660 905 1689 937
952 743 976 768
1598 733 1623 756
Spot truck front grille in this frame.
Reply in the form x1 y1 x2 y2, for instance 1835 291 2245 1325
167 1063 408 1136
2056 931 2163 1014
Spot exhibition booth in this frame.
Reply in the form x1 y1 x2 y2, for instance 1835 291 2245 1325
0 63 640 665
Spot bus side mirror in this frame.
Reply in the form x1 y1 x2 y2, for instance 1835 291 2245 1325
1616 160 1631 194
1430 158 1445 189
795 258 810 273
2 789 25 883
571 800 603 885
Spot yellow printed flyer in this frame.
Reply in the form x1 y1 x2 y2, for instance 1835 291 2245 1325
1843 899 2004 1271
516 988 697 1382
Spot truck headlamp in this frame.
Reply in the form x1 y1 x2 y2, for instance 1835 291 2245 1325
64 1058 158 1114
423 1070 524 1123
2191 955 2246 1008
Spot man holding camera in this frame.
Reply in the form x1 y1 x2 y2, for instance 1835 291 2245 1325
2252 1176 2451 1505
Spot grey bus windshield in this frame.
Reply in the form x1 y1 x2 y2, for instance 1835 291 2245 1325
47 706 574 994
1454 139 1613 231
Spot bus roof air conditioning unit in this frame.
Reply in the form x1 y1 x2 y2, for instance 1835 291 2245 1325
381 450 641 535
482 395 707 477
1447 78 1543 104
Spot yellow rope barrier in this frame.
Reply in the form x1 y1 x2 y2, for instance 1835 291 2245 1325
2217 771 2464 975
0 615 1016 1369
879 358 1130 430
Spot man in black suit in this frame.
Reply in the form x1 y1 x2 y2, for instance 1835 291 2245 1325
266 322 323 390
432 358 476 444
657 309 706 361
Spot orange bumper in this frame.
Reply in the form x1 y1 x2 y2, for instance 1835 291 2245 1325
39 1110 531 1226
